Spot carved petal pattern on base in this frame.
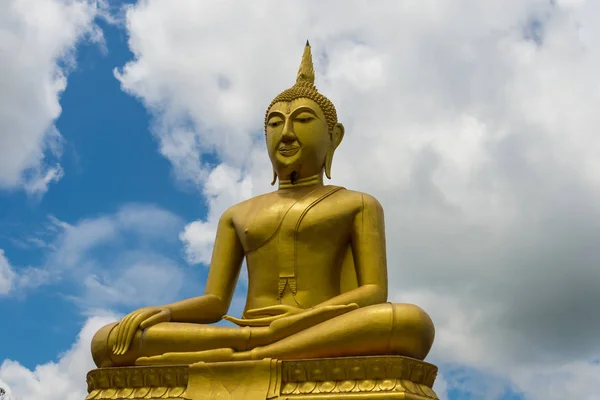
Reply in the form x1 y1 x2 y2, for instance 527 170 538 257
279 357 439 399
86 366 190 400
86 356 439 400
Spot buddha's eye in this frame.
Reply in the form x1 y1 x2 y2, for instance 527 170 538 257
268 120 282 128
295 116 314 124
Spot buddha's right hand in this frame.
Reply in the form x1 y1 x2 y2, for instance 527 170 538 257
112 306 171 355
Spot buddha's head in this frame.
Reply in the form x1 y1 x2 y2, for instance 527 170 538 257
265 41 344 185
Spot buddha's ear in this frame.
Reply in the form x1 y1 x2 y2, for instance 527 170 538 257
271 168 277 186
332 123 344 148
266 132 278 185
325 123 345 179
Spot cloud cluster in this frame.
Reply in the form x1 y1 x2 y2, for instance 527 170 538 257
0 202 202 399
0 203 196 398
0 0 105 195
180 164 252 264
116 0 600 398
0 250 16 295
4 204 187 310
0 313 118 400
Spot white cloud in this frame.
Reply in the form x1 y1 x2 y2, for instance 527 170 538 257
81 254 185 308
116 0 600 398
0 313 118 400
0 0 105 195
7 204 188 311
0 250 16 295
513 361 600 399
434 374 449 400
0 205 190 398
180 164 252 264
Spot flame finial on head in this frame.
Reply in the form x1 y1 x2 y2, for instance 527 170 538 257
296 40 315 85
265 40 338 134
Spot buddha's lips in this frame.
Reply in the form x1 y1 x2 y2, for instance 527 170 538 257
278 146 300 156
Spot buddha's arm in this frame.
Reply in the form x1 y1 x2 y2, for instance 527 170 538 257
315 193 388 308
167 208 245 324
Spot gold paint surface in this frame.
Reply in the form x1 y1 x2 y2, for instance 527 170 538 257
86 356 439 399
187 359 275 400
87 41 439 400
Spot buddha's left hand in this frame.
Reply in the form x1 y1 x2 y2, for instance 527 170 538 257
223 304 304 327
269 303 359 335
223 303 358 329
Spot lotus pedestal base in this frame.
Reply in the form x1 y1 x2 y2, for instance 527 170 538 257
86 356 440 400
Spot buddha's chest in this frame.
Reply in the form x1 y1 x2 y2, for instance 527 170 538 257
233 188 352 254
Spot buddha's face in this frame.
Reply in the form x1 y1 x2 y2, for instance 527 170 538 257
266 98 342 180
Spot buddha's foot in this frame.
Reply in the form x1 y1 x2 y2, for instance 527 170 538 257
135 348 240 365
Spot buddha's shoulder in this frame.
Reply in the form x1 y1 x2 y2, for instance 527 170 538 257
331 187 384 212
220 191 278 219
219 188 383 221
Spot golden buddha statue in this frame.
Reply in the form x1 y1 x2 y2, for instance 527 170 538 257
90 42 435 370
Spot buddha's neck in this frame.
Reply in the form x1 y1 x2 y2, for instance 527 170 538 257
278 173 324 190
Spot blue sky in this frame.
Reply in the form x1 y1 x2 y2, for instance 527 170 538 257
0 3 216 369
0 10 193 366
1 1 599 399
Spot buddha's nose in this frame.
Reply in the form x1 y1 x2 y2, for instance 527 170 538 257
281 122 297 143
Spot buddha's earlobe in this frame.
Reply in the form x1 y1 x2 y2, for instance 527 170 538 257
325 150 334 180
271 169 277 186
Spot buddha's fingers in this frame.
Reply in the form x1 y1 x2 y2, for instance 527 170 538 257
135 355 166 366
140 309 170 329
120 313 149 355
115 314 134 355
115 310 148 355
111 323 121 354
270 303 359 335
113 314 134 354
244 304 301 318
225 304 358 328
112 320 125 353
135 349 235 365
223 315 276 327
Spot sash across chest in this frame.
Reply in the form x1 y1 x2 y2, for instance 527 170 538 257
275 185 344 299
